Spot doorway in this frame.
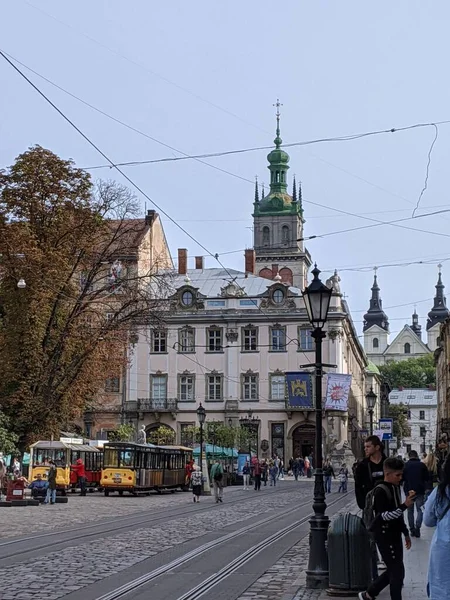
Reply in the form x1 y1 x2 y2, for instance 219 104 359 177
292 423 316 459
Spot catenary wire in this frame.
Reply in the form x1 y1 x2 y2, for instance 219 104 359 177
412 124 439 218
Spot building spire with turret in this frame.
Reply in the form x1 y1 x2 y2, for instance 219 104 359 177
411 307 422 339
363 267 389 332
427 264 449 330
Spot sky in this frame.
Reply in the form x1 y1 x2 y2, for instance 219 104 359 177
2 1 450 341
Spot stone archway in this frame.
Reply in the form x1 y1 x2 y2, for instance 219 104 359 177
145 423 176 445
292 423 316 459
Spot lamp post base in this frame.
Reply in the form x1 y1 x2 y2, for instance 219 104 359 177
306 468 330 589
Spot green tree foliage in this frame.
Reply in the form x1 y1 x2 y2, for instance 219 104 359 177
108 424 136 442
0 146 169 449
388 403 411 448
0 413 19 455
379 355 435 389
147 425 176 446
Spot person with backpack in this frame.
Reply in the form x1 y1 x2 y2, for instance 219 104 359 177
359 457 415 600
355 435 386 509
424 456 450 599
402 449 430 538
210 460 224 503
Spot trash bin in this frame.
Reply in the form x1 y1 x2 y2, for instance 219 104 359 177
327 512 372 596
6 479 25 502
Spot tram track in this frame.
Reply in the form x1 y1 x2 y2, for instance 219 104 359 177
92 494 347 600
0 485 303 563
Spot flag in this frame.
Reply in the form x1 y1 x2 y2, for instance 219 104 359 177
325 374 352 412
285 372 313 409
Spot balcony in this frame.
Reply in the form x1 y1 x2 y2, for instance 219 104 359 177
137 398 178 412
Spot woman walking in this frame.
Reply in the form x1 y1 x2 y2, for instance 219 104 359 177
424 457 450 599
423 453 439 500
190 464 203 503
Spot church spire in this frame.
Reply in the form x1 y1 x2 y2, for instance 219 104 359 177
254 176 259 204
266 99 290 194
363 267 389 332
292 176 297 203
427 264 449 330
411 307 422 339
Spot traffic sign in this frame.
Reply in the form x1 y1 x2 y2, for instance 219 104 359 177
379 418 393 440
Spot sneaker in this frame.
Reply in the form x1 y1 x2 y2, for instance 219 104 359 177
219 498 223 503
410 529 416 537
193 497 196 502
415 529 421 538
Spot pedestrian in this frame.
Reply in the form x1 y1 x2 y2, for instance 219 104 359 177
293 458 301 481
304 456 311 478
253 460 261 491
210 459 224 503
402 449 429 537
190 464 203 503
424 456 450 600
261 460 268 486
269 462 277 486
278 458 284 480
11 457 21 475
298 456 305 477
71 457 87 496
359 457 414 600
338 464 348 493
355 435 387 577
44 460 57 505
242 461 250 490
185 458 194 487
423 452 439 500
323 460 335 493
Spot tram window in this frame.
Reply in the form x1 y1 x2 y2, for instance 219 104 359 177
104 448 119 468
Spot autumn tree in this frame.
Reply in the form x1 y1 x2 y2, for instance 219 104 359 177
379 355 435 389
0 146 171 448
147 425 176 445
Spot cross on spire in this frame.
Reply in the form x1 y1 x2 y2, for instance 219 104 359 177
273 98 283 148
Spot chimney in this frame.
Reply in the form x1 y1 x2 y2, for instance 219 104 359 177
195 256 204 270
145 209 156 226
178 248 188 275
245 249 255 274
271 263 279 279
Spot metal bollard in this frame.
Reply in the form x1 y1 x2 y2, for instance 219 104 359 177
327 513 372 596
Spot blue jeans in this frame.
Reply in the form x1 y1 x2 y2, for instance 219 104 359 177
407 494 424 531
324 475 332 493
44 488 56 504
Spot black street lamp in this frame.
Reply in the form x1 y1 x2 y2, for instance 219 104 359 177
302 265 332 589
197 403 206 486
366 387 377 436
239 409 259 461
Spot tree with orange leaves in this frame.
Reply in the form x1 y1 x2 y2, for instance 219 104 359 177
0 146 171 449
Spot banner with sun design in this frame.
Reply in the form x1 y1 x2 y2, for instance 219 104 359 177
285 372 313 409
325 374 352 412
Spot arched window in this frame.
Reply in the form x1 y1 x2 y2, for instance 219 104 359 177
282 225 290 244
373 338 379 349
404 342 411 354
262 226 270 246
276 171 280 183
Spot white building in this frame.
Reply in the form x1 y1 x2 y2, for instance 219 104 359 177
363 267 449 365
389 388 437 456
113 115 380 463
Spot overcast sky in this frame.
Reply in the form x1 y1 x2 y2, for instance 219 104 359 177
2 1 450 341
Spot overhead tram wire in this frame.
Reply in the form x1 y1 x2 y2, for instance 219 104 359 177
3 52 450 246
0 50 314 354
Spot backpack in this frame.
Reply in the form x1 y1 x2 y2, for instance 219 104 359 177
362 483 392 532
213 466 223 481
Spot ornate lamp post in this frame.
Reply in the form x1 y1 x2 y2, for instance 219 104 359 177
239 409 259 461
302 265 332 589
366 387 377 435
197 403 206 486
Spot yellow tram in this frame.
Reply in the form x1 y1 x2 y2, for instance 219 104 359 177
100 442 192 496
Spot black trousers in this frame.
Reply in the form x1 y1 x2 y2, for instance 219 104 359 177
254 474 261 490
367 535 405 600
78 476 87 496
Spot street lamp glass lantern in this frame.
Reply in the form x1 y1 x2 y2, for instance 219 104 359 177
302 265 332 329
366 388 377 410
197 403 206 424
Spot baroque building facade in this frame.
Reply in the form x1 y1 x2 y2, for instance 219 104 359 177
90 117 378 463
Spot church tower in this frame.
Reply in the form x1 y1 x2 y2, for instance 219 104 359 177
253 101 311 289
363 269 390 361
427 265 449 350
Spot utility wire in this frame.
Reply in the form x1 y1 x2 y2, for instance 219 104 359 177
412 124 439 218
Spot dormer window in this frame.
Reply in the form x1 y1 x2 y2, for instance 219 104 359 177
181 290 194 307
273 288 285 304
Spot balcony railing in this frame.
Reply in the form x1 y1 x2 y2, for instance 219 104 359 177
137 398 178 412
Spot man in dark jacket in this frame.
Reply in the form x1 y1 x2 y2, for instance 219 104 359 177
402 450 429 537
354 435 386 509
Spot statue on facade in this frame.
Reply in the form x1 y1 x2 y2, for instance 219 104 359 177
137 425 146 445
326 270 341 294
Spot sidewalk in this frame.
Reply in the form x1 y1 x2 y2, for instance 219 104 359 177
317 524 431 599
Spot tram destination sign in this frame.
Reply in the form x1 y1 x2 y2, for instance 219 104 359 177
378 418 393 440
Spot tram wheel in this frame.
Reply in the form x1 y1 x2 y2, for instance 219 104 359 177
104 490 110 497
118 490 124 496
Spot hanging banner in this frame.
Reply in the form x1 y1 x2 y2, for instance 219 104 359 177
325 373 352 412
285 372 313 409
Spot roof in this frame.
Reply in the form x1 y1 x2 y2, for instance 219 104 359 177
389 388 437 406
381 325 431 356
366 361 380 375
30 441 100 452
169 268 302 298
